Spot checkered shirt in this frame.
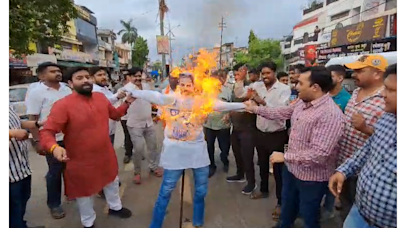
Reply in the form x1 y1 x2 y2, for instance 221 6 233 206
337 113 397 228
255 94 345 181
337 87 385 166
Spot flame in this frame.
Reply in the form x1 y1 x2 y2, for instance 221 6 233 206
159 48 222 126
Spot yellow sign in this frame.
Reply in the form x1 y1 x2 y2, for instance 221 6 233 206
75 5 90 22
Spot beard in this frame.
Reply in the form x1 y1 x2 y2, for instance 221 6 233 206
74 83 93 96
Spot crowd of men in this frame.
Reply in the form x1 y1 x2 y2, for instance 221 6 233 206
9 53 397 228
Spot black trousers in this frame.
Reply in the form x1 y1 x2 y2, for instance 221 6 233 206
204 127 231 168
231 128 256 186
121 120 133 157
339 176 358 222
255 129 288 204
10 175 31 228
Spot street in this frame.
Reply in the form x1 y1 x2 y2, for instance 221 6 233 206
25 122 342 228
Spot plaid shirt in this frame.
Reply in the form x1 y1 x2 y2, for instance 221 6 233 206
255 94 345 181
337 113 397 228
337 87 385 166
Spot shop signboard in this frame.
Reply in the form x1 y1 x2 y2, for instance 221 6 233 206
330 16 387 46
389 14 397 36
318 37 396 61
9 51 27 68
49 47 93 63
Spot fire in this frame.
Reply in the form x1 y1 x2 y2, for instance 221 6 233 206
159 48 222 125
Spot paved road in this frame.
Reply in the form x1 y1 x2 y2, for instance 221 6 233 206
25 122 342 228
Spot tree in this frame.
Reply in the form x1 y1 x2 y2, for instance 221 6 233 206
131 36 149 67
152 61 163 73
248 29 257 45
235 32 283 70
9 0 78 56
118 19 138 65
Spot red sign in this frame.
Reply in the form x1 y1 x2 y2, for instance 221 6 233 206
304 45 318 66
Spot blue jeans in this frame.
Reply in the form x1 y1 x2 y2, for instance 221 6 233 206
150 166 209 228
323 187 335 212
343 205 378 228
10 175 31 228
278 166 327 228
45 141 65 209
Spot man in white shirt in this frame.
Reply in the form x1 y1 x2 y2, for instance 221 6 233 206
91 67 126 144
249 61 291 221
26 62 72 219
123 67 161 185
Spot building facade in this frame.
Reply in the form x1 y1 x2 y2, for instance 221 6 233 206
281 0 397 67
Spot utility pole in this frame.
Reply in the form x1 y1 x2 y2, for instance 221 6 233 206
166 23 180 68
218 16 226 70
159 0 166 79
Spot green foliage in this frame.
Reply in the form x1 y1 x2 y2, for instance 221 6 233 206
118 19 138 65
131 36 149 67
235 32 283 70
248 29 257 45
9 0 78 56
152 61 162 72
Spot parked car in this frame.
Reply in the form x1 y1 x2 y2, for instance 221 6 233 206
9 83 30 120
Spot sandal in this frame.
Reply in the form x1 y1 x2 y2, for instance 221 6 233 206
133 174 141 185
150 168 163 177
250 191 269 199
272 205 281 221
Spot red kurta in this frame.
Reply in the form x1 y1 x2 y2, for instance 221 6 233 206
40 92 128 198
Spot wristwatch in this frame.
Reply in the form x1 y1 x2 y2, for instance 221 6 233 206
35 121 40 128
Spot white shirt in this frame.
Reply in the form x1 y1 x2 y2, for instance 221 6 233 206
26 83 72 141
253 81 291 133
124 89 246 170
92 84 120 135
122 82 154 128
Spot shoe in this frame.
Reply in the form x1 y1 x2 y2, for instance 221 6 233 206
249 191 269 199
97 190 105 199
29 226 45 228
226 175 246 183
320 209 335 221
83 225 94 228
241 184 257 195
123 155 131 164
109 207 132 218
142 155 145 160
223 164 229 173
50 206 65 219
133 174 141 185
208 167 216 178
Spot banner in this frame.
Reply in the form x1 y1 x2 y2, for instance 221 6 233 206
304 45 318 66
318 37 396 61
389 14 397 36
330 16 387 46
156 35 170 54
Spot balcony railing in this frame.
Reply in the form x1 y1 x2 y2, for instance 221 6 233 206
326 0 339 5
292 32 319 45
303 2 323 15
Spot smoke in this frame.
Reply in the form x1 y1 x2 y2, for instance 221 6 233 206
179 0 248 49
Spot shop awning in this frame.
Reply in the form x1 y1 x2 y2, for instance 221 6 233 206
57 60 96 67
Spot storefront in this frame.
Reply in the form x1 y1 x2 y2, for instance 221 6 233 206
317 36 397 63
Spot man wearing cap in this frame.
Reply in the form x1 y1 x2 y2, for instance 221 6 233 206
335 54 387 221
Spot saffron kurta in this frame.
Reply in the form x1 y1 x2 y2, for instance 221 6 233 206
40 92 128 198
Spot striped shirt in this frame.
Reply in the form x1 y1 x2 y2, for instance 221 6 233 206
337 87 385 166
9 106 31 183
254 94 345 181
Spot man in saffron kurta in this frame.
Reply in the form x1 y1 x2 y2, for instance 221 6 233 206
40 67 133 228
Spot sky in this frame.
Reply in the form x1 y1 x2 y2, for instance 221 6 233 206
75 0 309 64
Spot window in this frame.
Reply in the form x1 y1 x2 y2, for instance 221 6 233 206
9 88 27 102
101 37 108 42
75 18 97 44
331 10 349 21
385 0 397 11
326 0 339 5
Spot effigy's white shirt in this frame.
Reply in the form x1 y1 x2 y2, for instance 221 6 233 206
125 89 245 170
